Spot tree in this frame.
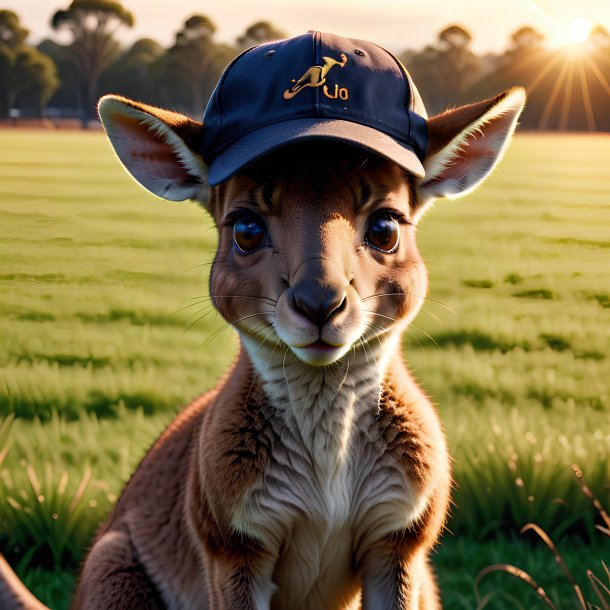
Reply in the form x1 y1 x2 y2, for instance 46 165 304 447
154 15 235 116
179 14 216 43
37 38 82 116
465 25 549 129
101 38 164 104
0 11 59 119
510 26 545 50
236 21 287 51
51 0 134 127
400 24 481 114
435 24 480 102
438 24 472 51
400 45 447 114
588 24 610 50
0 9 28 48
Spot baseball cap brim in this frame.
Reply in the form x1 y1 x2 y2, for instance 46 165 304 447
206 118 426 186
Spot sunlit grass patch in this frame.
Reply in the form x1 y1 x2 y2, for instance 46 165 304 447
1 360 209 419
580 291 610 308
462 279 494 289
513 288 557 300
0 410 171 569
474 467 610 610
444 401 610 540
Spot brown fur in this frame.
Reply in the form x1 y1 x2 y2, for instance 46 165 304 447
426 90 515 156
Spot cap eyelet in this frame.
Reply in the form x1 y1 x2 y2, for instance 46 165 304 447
355 49 365 56
265 50 276 59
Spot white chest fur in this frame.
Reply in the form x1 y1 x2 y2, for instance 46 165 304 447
232 344 430 608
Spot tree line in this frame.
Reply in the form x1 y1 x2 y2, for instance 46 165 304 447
1 1 609 131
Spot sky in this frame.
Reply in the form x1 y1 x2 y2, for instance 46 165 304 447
4 0 610 54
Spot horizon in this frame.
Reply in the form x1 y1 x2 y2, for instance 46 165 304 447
3 0 610 54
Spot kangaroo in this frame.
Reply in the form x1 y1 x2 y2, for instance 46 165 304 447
0 32 525 609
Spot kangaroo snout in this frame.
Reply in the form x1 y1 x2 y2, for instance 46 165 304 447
292 284 347 328
291 258 348 327
272 251 366 365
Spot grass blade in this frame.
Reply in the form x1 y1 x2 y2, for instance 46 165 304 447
573 464 610 533
521 523 587 609
587 569 610 610
475 563 557 609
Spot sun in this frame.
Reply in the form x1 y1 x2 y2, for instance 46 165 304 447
566 17 592 44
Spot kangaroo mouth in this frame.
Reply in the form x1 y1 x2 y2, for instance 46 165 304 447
302 340 338 352
290 339 351 367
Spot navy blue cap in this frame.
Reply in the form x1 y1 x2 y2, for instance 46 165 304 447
202 31 429 186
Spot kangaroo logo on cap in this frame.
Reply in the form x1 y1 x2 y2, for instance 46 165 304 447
283 53 349 101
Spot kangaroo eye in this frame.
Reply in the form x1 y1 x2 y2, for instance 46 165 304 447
365 214 400 253
233 215 266 254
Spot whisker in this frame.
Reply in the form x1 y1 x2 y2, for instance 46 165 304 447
171 299 213 316
185 294 277 305
198 313 273 349
230 312 275 326
336 355 350 395
282 348 290 391
248 323 276 340
360 321 389 354
361 320 384 340
186 294 212 301
255 327 279 354
420 307 442 324
360 293 444 325
243 331 283 410
364 321 390 339
199 323 232 349
210 294 278 305
185 304 215 323
364 324 386 355
358 337 371 364
409 322 440 349
362 334 379 367
182 260 214 272
242 365 259 410
184 306 218 334
265 337 280 363
362 291 454 313
406 328 425 350
363 310 398 324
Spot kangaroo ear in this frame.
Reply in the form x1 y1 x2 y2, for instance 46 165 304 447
414 88 525 220
98 95 209 203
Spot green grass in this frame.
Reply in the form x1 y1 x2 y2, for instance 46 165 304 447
0 131 234 421
0 130 609 608
13 534 609 610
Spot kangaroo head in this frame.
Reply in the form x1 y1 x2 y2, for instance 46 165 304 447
98 87 524 370
206 142 424 367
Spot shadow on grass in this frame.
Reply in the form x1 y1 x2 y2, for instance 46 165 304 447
412 329 533 353
1 390 171 421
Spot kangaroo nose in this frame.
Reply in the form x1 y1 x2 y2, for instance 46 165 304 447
292 279 346 326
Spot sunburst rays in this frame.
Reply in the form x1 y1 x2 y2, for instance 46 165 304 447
504 41 610 131
521 3 610 131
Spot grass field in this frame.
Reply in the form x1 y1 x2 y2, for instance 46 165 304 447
0 129 609 609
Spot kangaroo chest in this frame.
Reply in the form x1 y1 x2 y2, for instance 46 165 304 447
230 363 427 608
